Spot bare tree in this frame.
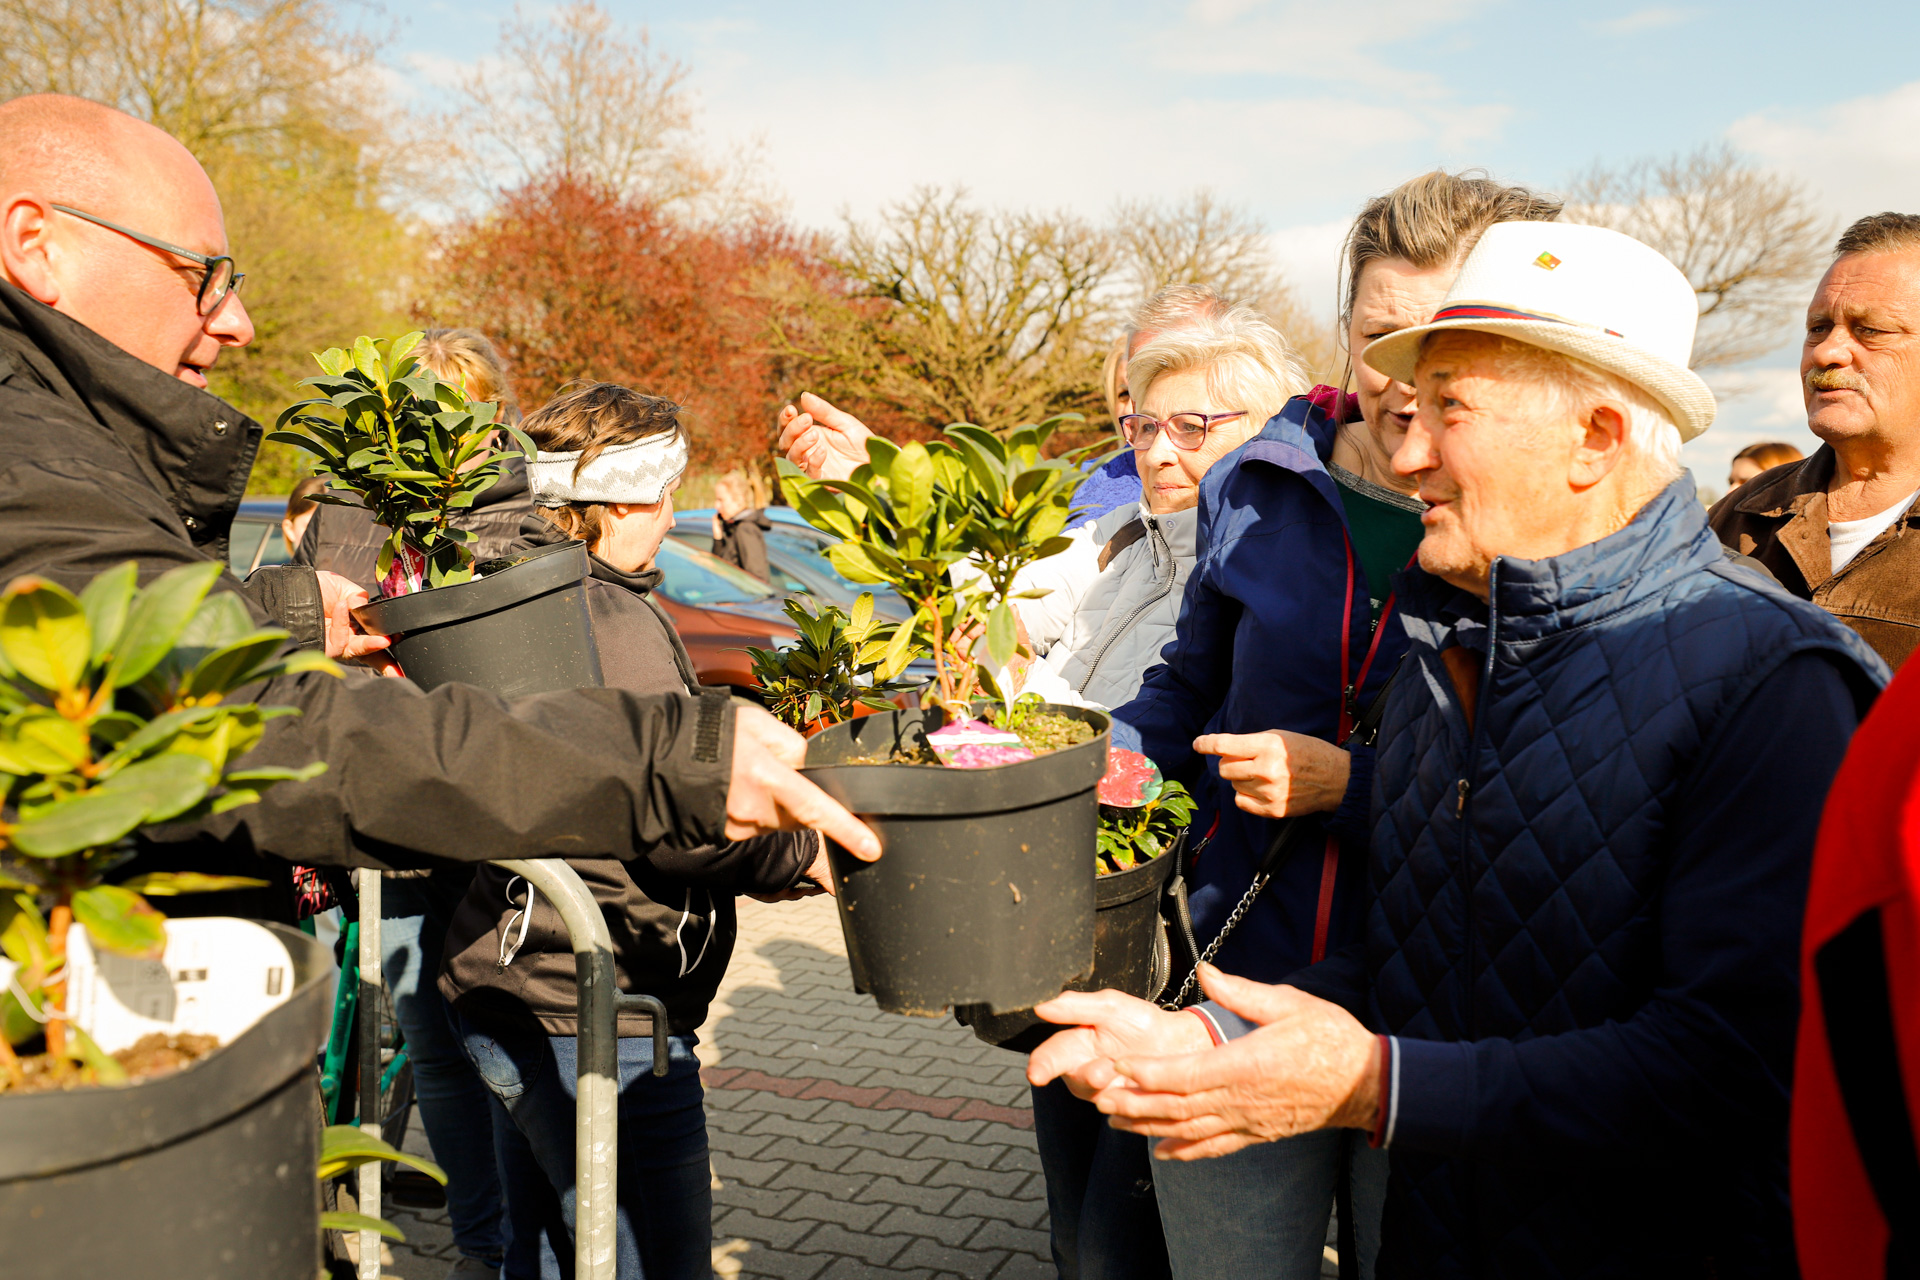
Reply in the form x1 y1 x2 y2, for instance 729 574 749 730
1112 191 1342 381
450 3 767 217
1566 145 1830 368
773 187 1117 435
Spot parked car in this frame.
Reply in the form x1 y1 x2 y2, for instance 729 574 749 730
229 498 293 576
670 508 911 622
651 538 799 696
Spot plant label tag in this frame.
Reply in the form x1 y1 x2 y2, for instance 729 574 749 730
65 918 297 1054
1098 748 1165 808
927 719 1035 769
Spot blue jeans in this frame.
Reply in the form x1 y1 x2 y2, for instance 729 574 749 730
1031 1080 1172 1280
1152 1128 1387 1280
456 1013 712 1280
383 875 507 1264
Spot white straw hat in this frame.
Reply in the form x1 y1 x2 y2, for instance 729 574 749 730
1364 221 1716 441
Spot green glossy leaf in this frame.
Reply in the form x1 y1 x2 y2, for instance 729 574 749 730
108 562 223 687
985 602 1016 671
350 335 382 383
97 705 223 773
72 884 166 959
387 331 424 367
321 1211 406 1242
78 562 138 668
0 707 90 774
876 615 918 683
891 443 934 527
313 347 350 377
0 577 90 693
318 1125 449 1183
826 542 892 586
185 633 291 699
118 871 271 896
11 788 146 856
0 892 49 969
848 593 875 637
101 752 219 823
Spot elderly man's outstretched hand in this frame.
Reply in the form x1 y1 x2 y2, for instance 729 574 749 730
777 392 873 481
726 704 882 862
1075 965 1380 1162
1027 989 1214 1098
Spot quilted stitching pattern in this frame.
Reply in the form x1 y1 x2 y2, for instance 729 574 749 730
1367 484 1881 1278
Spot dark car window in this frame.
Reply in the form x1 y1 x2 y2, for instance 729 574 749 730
229 516 291 575
654 539 777 607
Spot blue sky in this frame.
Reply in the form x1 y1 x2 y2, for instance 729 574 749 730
388 1 1920 486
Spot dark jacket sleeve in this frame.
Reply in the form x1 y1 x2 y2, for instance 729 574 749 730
0 455 737 868
1384 651 1857 1164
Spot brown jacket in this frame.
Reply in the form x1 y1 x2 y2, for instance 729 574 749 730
1708 444 1920 669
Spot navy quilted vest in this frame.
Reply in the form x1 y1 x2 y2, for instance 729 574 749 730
1368 480 1883 1278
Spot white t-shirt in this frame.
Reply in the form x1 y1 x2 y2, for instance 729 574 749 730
1829 489 1920 574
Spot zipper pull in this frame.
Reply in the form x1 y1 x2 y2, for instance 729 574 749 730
1456 778 1470 816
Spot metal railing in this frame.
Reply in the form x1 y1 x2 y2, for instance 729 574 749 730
355 861 664 1280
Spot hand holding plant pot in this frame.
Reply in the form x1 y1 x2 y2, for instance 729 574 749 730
0 562 337 1089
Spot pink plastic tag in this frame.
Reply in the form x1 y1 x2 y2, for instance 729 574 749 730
926 719 1035 769
380 543 429 598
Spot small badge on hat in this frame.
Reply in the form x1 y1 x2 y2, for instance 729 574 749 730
1533 251 1562 270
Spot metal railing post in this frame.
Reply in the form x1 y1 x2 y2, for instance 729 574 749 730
497 859 620 1280
355 868 383 1280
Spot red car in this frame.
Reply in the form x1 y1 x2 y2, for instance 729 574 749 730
650 538 797 696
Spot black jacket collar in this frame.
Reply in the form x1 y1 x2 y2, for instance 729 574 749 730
0 280 260 549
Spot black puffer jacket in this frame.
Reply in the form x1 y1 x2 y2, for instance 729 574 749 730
439 521 812 1035
0 280 736 870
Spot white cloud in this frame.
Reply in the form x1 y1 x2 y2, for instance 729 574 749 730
1589 7 1693 36
1729 81 1920 218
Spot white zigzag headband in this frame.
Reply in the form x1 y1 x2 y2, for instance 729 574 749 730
528 432 689 505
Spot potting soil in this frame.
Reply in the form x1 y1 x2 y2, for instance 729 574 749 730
2 1031 219 1093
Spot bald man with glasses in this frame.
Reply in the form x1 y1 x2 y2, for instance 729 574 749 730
0 93 878 890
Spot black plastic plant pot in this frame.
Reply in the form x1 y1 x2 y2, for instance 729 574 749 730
0 923 335 1277
959 835 1180 1052
352 539 603 698
803 704 1109 1017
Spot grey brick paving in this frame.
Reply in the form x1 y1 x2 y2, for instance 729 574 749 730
379 895 1057 1278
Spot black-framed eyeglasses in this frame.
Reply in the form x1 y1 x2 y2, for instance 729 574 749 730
51 204 245 316
1119 409 1248 451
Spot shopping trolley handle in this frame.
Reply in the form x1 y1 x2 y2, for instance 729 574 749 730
614 992 671 1077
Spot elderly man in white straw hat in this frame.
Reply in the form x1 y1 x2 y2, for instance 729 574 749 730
1029 223 1889 1278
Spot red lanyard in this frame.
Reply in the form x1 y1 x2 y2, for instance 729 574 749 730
1335 535 1415 746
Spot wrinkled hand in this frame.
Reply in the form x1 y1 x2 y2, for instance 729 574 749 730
1027 989 1213 1100
1194 729 1350 818
750 833 836 902
726 705 881 860
777 392 873 481
315 571 397 670
1084 965 1379 1161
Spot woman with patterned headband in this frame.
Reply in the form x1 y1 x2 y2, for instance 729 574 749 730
437 382 834 1280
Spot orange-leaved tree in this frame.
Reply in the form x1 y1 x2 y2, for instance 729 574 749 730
422 174 830 479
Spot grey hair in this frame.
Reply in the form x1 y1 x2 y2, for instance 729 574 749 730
1127 302 1310 433
1480 336 1683 484
1127 283 1234 354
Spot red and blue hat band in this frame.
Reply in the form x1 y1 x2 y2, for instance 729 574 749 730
1432 304 1623 339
